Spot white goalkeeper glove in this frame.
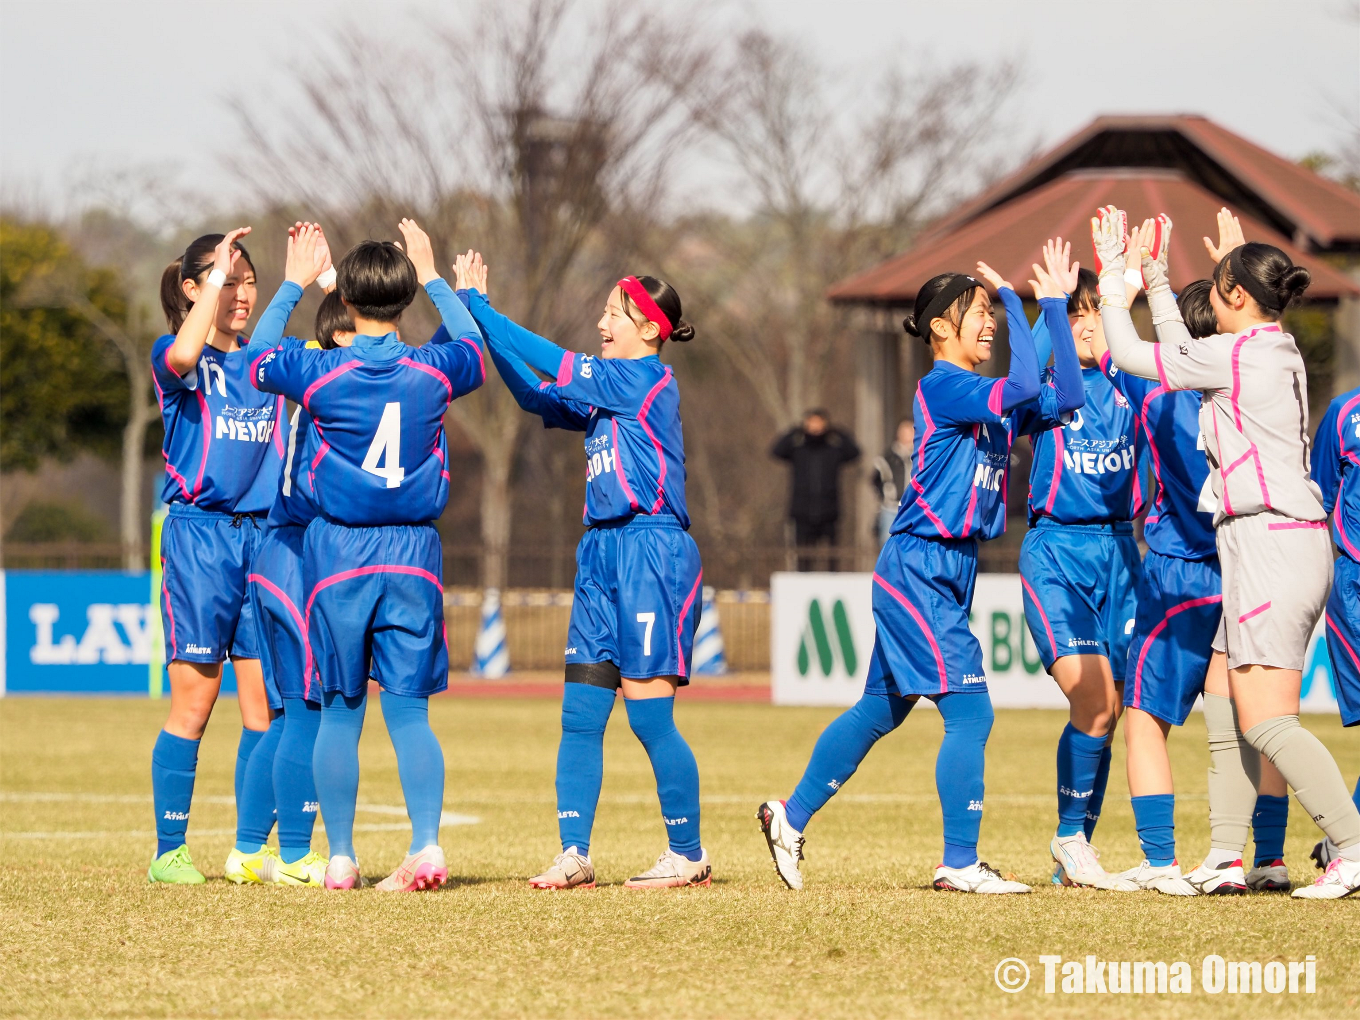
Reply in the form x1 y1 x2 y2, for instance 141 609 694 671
1091 205 1128 307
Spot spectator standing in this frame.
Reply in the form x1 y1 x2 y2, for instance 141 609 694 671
871 419 914 546
772 409 860 569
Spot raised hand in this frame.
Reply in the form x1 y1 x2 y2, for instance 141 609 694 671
1042 237 1080 295
469 251 489 294
315 224 334 274
1203 207 1245 263
398 218 439 285
284 222 327 288
1029 261 1060 301
212 226 251 277
1091 206 1129 307
974 261 1011 293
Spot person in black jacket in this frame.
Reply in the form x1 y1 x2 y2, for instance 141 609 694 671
771 409 861 569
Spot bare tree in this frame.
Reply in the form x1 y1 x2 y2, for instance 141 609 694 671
237 0 713 588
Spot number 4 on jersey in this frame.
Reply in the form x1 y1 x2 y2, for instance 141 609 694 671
363 402 405 488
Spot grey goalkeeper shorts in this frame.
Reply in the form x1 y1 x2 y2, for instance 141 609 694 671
1212 510 1332 670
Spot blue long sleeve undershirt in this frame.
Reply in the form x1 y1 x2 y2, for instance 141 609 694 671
994 287 1042 412
463 288 567 377
1038 296 1084 414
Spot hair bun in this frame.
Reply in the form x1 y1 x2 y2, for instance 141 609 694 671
670 319 695 343
1278 264 1311 305
902 312 920 337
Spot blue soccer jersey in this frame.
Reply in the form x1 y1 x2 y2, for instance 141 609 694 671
893 290 1076 541
248 279 484 526
464 289 690 528
1313 386 1360 563
152 334 286 513
1098 351 1217 560
1015 365 1142 525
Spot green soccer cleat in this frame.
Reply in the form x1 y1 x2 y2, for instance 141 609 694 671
224 846 280 884
274 851 328 887
147 845 206 885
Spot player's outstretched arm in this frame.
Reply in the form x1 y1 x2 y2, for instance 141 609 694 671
245 223 328 372
1096 207 1162 382
398 219 483 350
976 261 1041 413
165 226 250 375
460 252 569 377
1034 239 1084 414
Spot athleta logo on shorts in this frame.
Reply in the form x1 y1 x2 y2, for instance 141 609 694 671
162 810 189 821
961 673 986 684
1067 637 1099 648
183 644 213 655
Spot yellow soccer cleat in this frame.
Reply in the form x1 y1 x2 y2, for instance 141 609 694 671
147 844 206 885
224 846 280 884
274 851 328 887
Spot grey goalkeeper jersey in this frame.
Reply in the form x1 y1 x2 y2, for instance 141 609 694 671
1102 288 1325 526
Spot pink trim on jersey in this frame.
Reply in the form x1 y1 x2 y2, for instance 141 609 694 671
249 346 279 384
434 442 449 482
248 571 312 697
873 572 948 693
460 337 486 385
987 378 1005 416
1099 350 1114 377
1267 520 1325 530
1229 335 1250 432
1336 513 1360 562
675 570 703 678
1340 394 1360 467
610 419 639 511
636 367 672 514
272 396 286 456
1238 601 1272 624
556 351 574 387
1327 615 1360 677
398 356 452 399
304 564 444 684
1211 404 1233 516
1153 344 1169 389
1131 594 1223 708
1139 386 1168 524
1044 426 1065 516
914 391 936 473
302 360 361 412
310 441 330 471
961 424 981 536
1019 575 1057 661
192 389 212 498
910 477 953 538
160 558 178 660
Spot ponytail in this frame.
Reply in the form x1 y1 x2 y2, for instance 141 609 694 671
159 233 255 333
159 258 189 333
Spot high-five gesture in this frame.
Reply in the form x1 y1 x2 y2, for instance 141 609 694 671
212 226 251 278
975 261 1011 293
284 222 328 289
1034 237 1079 297
398 218 439 286
453 249 488 295
1091 206 1129 307
1203 207 1245 263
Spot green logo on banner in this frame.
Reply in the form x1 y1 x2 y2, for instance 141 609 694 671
797 598 858 677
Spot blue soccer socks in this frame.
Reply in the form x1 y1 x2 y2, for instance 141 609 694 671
1251 794 1290 866
935 692 994 869
1084 744 1113 841
234 714 282 853
1056 724 1108 837
313 690 367 861
151 730 200 856
624 696 703 861
274 698 322 864
234 727 266 810
785 691 913 832
556 683 615 854
1132 793 1177 867
380 690 445 853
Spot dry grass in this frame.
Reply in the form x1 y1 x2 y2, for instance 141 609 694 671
1 696 1357 1018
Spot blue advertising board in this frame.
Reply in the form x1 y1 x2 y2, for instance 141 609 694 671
1 571 236 695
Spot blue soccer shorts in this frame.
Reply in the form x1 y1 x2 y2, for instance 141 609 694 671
159 503 262 664
1123 551 1223 725
248 523 314 709
1019 519 1141 681
866 531 988 697
1325 553 1360 727
566 514 703 682
303 519 447 698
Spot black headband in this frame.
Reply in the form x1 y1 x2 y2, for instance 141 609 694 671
914 275 982 339
1227 246 1281 314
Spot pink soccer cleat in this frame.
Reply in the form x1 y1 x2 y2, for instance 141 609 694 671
324 855 363 890
376 845 449 892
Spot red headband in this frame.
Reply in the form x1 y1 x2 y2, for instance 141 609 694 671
617 276 673 341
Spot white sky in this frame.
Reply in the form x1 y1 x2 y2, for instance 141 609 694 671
2 0 1357 216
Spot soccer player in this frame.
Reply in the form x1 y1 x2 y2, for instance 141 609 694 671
234 225 348 886
456 253 710 890
1309 373 1360 872
757 252 1084 894
148 228 285 884
249 220 485 892
1011 240 1143 891
1099 205 1360 898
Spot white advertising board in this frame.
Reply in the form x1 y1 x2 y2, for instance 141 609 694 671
771 571 1341 713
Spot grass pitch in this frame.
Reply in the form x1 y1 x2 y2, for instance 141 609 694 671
2 694 1357 1018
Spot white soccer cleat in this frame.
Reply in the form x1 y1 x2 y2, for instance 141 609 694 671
528 847 596 890
932 860 1031 894
1115 860 1198 896
623 848 712 889
1290 856 1360 899
1050 833 1138 891
1184 858 1247 895
1311 838 1339 871
376 845 449 892
323 855 364 890
1245 859 1291 892
756 800 805 891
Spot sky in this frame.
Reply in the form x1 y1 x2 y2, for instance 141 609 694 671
1 0 1357 218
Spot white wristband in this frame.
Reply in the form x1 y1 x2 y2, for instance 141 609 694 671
206 268 227 288
1123 267 1143 292
316 267 337 290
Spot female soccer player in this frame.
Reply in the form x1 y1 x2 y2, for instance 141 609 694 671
234 225 348 886
249 220 486 892
148 228 285 884
456 253 709 890
1098 205 1360 898
1309 370 1360 872
757 252 1084 894
1011 239 1144 891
